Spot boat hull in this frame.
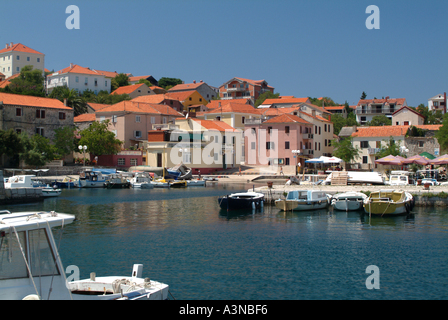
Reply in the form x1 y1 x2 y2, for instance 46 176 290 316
275 199 328 211
363 190 414 216
218 193 264 210
333 200 363 211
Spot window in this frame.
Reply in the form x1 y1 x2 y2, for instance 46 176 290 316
130 158 138 166
75 76 79 83
36 110 45 119
85 77 88 85
112 115 118 123
27 57 30 61
16 67 19 72
151 117 155 124
285 126 290 134
360 141 369 149
105 80 108 87
268 127 272 134
216 116 221 121
37 58 40 62
404 121 409 125
117 158 126 166
15 129 22 134
0 231 28 279
35 127 44 136
94 78 98 86
363 156 368 164
134 131 142 138
16 108 22 116
242 116 245 124
214 153 219 161
251 128 256 134
285 158 290 165
251 142 256 150
16 55 19 60
59 112 66 120
29 229 59 277
418 141 424 148
285 141 290 149
266 142 275 150
136 115 141 123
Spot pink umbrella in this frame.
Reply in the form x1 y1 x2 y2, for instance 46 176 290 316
375 155 403 165
401 155 430 165
430 154 448 165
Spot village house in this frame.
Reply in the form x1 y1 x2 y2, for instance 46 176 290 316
0 43 45 78
131 94 184 113
354 97 407 125
0 92 74 141
128 75 158 87
244 113 313 174
258 96 311 108
111 83 156 99
144 118 242 174
428 93 446 114
46 63 111 94
168 80 218 102
392 106 425 126
164 91 208 111
219 77 274 103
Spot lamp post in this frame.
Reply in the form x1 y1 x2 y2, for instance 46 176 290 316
78 145 87 166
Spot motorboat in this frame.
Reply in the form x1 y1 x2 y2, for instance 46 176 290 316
363 189 414 216
130 172 154 189
330 192 367 211
4 175 45 189
0 210 169 300
53 176 77 189
150 179 171 188
186 179 206 187
170 180 187 188
78 170 107 188
275 190 329 211
218 192 264 210
104 174 130 189
41 185 62 197
167 163 192 180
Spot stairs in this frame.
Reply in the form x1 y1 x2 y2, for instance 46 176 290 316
331 172 348 186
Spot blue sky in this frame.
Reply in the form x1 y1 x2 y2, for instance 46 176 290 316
2 0 447 107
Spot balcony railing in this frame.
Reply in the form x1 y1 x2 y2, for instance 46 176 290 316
303 133 314 140
245 119 263 125
368 148 381 155
355 107 396 114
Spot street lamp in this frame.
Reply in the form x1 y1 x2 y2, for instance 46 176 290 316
78 145 87 166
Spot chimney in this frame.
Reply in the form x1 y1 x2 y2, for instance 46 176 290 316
385 96 389 102
200 80 203 83
193 80 196 84
70 63 74 68
63 98 67 106
5 43 8 49
10 42 13 47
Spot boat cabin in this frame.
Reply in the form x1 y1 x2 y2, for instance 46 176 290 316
0 211 75 300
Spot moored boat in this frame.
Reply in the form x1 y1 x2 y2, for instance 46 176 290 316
78 170 107 188
53 176 77 189
0 210 169 300
170 180 187 188
218 192 264 210
363 189 414 216
275 190 329 211
130 172 154 188
41 185 62 197
104 173 130 189
330 192 367 211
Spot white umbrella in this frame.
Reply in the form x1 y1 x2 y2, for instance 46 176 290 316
324 156 343 164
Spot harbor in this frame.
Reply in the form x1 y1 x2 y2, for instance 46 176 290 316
1 181 447 300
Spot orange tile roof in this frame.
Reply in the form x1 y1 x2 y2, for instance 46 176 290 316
0 80 10 88
87 103 111 111
189 119 239 132
351 126 410 138
0 43 44 55
392 106 424 118
263 113 312 125
111 83 146 95
129 75 153 82
164 91 199 101
202 102 260 115
97 101 182 117
415 125 442 131
168 82 205 91
259 106 301 116
206 99 251 109
52 64 100 76
93 70 119 78
358 98 406 106
131 94 174 104
0 92 72 110
262 97 310 105
74 113 96 123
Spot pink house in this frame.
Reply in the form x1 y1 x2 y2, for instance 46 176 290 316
245 113 313 170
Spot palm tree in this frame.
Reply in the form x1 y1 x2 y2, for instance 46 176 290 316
49 86 86 116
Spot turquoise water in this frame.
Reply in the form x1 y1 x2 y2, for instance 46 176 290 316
3 183 448 300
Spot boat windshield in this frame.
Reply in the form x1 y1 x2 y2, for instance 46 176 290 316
0 231 28 279
287 191 308 200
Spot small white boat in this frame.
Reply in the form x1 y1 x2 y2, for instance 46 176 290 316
41 185 62 197
330 192 367 211
150 179 171 188
0 210 169 300
4 175 44 188
364 189 414 216
130 172 154 189
275 190 329 211
187 179 206 187
78 170 107 188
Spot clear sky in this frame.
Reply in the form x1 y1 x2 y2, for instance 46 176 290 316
2 0 447 107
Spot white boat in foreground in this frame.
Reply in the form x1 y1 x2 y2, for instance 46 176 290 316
330 192 367 211
275 190 329 211
0 210 169 300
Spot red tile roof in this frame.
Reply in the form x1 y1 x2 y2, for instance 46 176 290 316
97 101 182 117
392 106 424 118
206 99 251 109
131 94 176 104
0 92 72 110
202 101 260 115
357 98 406 106
129 75 153 82
111 83 146 95
168 82 205 91
262 97 310 105
74 113 96 123
263 113 312 125
86 103 111 111
351 126 410 138
0 43 44 55
52 64 100 76
178 119 239 132
93 70 119 78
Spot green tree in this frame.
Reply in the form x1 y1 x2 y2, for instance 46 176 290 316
332 114 360 136
78 120 122 156
18 133 55 168
0 129 25 167
331 137 360 170
254 91 280 107
137 78 153 87
111 73 130 91
366 115 391 126
360 91 367 100
435 113 448 152
53 126 79 159
158 77 183 90
0 65 45 97
376 136 401 158
49 86 86 116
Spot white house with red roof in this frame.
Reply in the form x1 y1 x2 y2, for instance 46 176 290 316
219 77 274 103
354 97 407 125
46 63 111 94
0 43 45 78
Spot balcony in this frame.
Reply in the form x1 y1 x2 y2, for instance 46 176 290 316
302 149 314 155
302 133 314 140
226 87 245 92
368 148 381 155
245 119 263 125
355 107 396 115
